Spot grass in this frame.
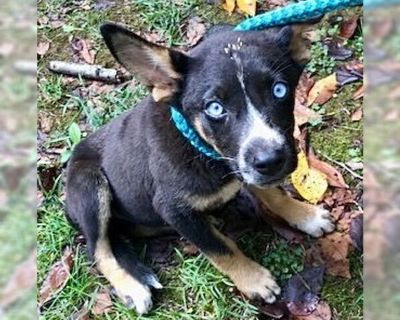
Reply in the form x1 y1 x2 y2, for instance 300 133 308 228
37 1 363 319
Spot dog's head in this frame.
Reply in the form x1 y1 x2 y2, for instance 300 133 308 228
101 23 313 187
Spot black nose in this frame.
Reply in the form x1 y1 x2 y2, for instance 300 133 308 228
252 147 285 175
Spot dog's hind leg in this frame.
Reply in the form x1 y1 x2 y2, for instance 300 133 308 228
250 186 335 237
66 157 161 314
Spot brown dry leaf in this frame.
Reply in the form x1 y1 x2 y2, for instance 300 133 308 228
352 85 364 100
71 38 95 64
308 149 348 189
37 41 50 56
307 74 337 106
185 16 206 47
317 232 351 278
0 42 15 57
237 0 257 16
92 290 113 315
292 300 332 320
38 247 74 307
0 251 36 309
293 73 320 138
223 0 236 14
339 17 358 39
351 107 363 121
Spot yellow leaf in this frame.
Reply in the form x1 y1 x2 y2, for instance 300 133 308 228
237 0 256 16
307 73 337 106
291 151 328 204
222 0 235 14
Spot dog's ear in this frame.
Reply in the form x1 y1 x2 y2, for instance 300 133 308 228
275 20 320 66
100 23 188 102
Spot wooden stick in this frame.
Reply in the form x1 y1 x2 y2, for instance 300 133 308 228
47 61 129 83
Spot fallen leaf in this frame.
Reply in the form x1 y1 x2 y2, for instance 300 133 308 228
185 16 206 47
351 107 363 121
317 232 351 278
292 300 332 320
38 247 74 307
308 149 348 189
336 61 363 86
324 39 352 61
283 266 325 316
0 42 15 57
222 0 235 14
237 0 256 16
339 17 359 39
71 38 95 64
37 41 50 56
307 74 337 106
352 85 364 100
92 290 113 315
291 151 328 204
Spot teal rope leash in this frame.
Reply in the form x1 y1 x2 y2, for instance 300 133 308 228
170 0 363 160
170 107 222 160
235 0 363 31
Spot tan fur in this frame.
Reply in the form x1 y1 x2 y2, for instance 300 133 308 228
206 227 279 301
290 24 314 65
94 182 151 308
95 240 150 298
193 117 224 155
250 186 317 227
186 180 241 211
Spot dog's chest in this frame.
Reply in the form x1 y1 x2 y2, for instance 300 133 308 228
185 180 241 211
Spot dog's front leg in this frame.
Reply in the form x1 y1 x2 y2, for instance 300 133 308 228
155 199 280 303
250 186 335 237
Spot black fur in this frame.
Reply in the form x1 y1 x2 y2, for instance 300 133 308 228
66 23 304 295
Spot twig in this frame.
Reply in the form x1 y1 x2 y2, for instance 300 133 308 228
13 61 37 75
320 153 363 180
47 61 129 83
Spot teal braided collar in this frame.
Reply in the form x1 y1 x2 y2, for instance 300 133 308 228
170 106 222 160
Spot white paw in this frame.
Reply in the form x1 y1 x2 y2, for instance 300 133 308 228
297 207 335 237
113 283 153 314
112 274 162 314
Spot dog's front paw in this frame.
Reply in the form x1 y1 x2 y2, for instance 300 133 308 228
296 207 335 237
111 274 162 314
234 261 281 303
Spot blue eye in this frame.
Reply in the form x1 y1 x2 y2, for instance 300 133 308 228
205 101 226 119
272 82 288 99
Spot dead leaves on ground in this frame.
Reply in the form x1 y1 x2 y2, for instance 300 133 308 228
38 247 74 307
223 0 256 16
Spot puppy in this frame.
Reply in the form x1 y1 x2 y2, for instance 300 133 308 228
66 22 334 314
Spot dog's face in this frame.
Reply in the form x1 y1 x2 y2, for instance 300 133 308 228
101 24 311 187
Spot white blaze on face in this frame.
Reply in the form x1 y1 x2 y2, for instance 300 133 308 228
229 44 285 182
